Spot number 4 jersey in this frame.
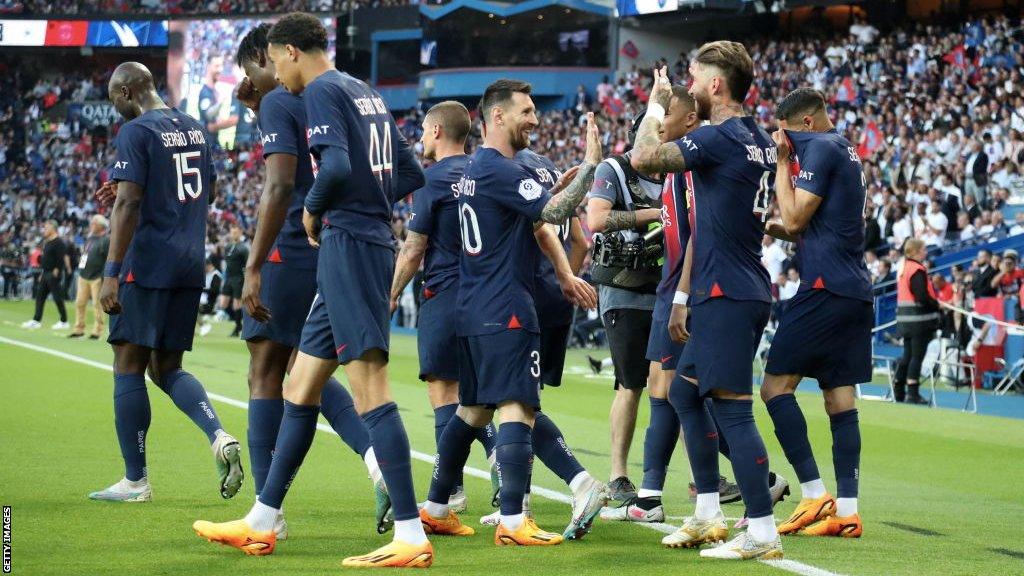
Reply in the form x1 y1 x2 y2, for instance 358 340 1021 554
109 107 215 289
674 116 775 305
456 147 553 337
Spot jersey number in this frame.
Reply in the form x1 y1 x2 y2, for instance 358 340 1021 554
530 350 541 378
459 204 483 255
753 170 772 222
172 151 203 202
368 122 393 185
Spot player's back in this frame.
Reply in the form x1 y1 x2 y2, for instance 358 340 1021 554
677 116 774 304
788 129 872 302
111 107 214 289
456 147 551 337
409 154 466 294
303 70 413 247
257 86 317 269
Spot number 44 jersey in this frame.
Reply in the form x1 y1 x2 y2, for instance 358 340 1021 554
109 107 215 289
455 147 553 337
673 116 776 306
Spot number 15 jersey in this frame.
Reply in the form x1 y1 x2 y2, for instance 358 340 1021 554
109 107 215 289
456 147 553 337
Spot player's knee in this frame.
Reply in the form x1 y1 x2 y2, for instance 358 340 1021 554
456 404 493 428
823 387 856 415
426 379 459 408
496 401 535 426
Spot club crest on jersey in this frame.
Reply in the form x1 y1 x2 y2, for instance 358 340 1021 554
518 178 543 201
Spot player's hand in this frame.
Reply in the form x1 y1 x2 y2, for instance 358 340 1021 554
94 181 117 206
242 267 271 323
550 165 581 195
100 277 121 315
649 66 672 111
237 77 261 113
389 295 399 315
772 129 791 163
559 275 598 310
583 112 602 165
303 208 322 248
668 303 689 343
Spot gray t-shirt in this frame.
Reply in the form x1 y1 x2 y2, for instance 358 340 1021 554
587 157 660 315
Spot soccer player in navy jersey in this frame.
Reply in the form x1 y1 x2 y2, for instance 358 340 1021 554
190 14 431 567
418 80 602 545
88 62 244 504
631 42 783 560
762 88 870 539
192 24 387 544
390 100 500 513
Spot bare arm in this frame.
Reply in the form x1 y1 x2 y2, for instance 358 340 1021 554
586 196 661 233
391 230 427 311
241 153 297 322
667 238 694 343
540 112 601 224
630 67 687 176
106 181 144 267
568 217 587 275
772 129 824 235
765 220 799 242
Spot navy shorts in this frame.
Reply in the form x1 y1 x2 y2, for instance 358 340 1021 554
678 298 770 397
539 323 571 388
108 283 201 351
241 262 317 349
298 230 394 364
458 330 541 409
646 315 685 371
417 285 459 381
765 290 874 388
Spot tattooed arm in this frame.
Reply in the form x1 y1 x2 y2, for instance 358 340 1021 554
390 230 427 314
630 67 687 176
539 112 602 224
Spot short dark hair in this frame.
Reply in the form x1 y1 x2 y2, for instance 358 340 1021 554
693 40 753 102
236 23 271 67
426 101 471 143
776 88 826 122
478 79 532 124
671 85 694 110
267 12 328 52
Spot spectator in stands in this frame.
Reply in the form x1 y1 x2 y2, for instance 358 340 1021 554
972 248 999 298
865 250 881 278
1009 212 1024 236
994 249 1024 297
864 205 882 253
894 238 938 404
965 141 989 206
959 212 976 241
922 199 948 248
761 234 788 282
874 258 895 286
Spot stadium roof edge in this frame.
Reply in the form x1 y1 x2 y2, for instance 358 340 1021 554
420 0 613 20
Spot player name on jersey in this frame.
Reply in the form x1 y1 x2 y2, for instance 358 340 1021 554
159 128 207 148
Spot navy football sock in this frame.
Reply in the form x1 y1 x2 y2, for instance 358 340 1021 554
641 397 679 492
708 398 731 459
258 401 319 509
669 379 719 493
426 413 477 505
113 373 151 481
766 393 820 484
158 369 222 443
476 421 497 458
532 411 585 486
320 377 371 456
711 398 773 518
433 403 463 489
362 402 419 521
830 409 860 498
496 422 533 516
247 398 283 495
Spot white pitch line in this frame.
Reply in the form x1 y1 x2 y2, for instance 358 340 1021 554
0 335 847 576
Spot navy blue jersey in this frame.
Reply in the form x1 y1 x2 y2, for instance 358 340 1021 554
303 70 418 247
787 129 872 302
407 154 466 294
675 116 774 305
456 147 552 336
109 108 215 289
653 172 691 318
516 149 575 327
257 86 317 269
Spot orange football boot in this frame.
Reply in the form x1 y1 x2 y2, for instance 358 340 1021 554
341 540 434 568
419 508 475 536
494 518 564 546
192 519 276 556
777 493 836 535
800 513 863 538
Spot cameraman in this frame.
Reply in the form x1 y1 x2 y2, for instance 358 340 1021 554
586 114 664 501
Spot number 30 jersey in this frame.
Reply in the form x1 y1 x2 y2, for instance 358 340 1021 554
456 147 553 337
303 69 417 248
109 107 215 289
673 116 775 306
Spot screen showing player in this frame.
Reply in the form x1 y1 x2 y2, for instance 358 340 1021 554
166 16 336 150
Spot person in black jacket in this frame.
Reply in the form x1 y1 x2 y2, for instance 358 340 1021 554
893 239 939 404
21 221 69 329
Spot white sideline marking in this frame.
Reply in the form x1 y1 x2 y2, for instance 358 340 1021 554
0 335 847 576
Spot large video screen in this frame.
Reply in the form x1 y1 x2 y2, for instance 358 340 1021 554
0 19 168 47
167 17 336 150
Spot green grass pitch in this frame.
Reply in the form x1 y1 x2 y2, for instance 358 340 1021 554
1 299 1022 575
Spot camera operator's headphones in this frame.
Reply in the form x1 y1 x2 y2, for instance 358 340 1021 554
626 114 645 149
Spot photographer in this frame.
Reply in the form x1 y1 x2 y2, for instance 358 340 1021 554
586 113 664 501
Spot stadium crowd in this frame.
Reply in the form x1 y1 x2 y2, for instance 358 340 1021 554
3 15 1024 330
0 0 420 15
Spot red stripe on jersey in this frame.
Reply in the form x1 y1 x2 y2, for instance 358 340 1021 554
662 174 682 265
268 248 283 263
